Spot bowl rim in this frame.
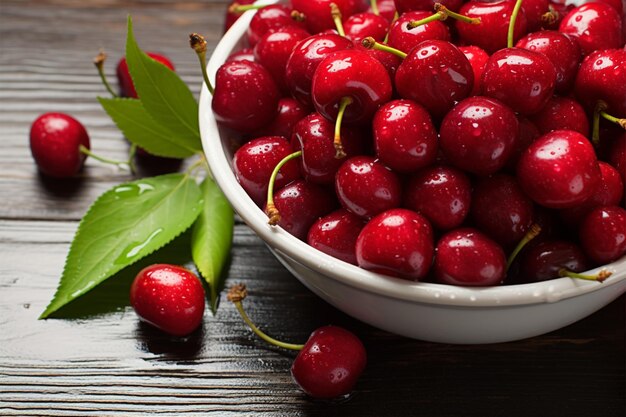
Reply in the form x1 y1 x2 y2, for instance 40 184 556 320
199 0 626 308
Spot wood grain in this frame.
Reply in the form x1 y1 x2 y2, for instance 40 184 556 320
0 1 624 416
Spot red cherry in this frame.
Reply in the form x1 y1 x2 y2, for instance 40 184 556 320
372 99 438 173
307 209 366 265
335 156 402 219
403 165 472 231
291 325 366 399
212 60 280 134
519 240 590 283
387 11 451 54
470 174 535 249
130 264 205 337
247 4 308 47
515 30 581 94
29 112 90 178
579 205 626 265
116 53 175 98
291 0 364 34
482 47 557 115
226 47 256 63
558 2 622 56
233 136 301 206
439 96 519 176
456 0 528 54
344 12 390 43
521 0 550 32
285 34 354 107
458 45 489 96
517 130 601 209
291 112 365 185
574 48 626 116
312 49 392 125
434 228 507 286
253 26 310 94
256 97 310 139
529 96 589 136
506 116 541 171
267 180 337 240
356 208 434 280
395 40 474 119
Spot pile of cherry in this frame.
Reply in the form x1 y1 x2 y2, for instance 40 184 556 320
216 0 626 286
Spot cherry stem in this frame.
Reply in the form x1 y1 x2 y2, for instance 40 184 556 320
506 223 542 271
370 0 379 16
361 37 407 59
79 144 135 173
93 50 118 98
229 3 264 14
189 33 214 95
265 150 303 226
383 11 400 43
508 0 524 48
558 268 612 283
406 4 480 29
334 97 353 159
330 3 346 37
227 284 305 351
600 111 626 130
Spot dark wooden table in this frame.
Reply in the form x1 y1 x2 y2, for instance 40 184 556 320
1 1 624 416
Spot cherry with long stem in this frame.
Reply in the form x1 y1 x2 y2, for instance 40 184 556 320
406 3 480 29
361 37 407 59
265 150 303 225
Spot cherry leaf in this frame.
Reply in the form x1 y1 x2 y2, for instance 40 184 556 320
40 173 203 318
125 16 201 149
191 178 234 313
98 97 200 158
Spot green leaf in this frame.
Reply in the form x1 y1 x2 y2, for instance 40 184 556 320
125 16 201 148
40 173 203 318
191 178 234 313
98 97 199 158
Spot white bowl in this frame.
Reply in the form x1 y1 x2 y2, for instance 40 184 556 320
199 1 626 344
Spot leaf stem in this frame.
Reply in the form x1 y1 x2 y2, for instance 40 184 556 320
506 223 542 271
79 145 131 170
266 150 302 225
189 33 214 95
93 50 118 98
508 0 524 48
227 284 304 351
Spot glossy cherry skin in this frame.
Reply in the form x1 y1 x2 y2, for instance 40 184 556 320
291 0 364 34
253 26 311 93
256 97 310 139
307 209 366 265
517 130 601 209
529 96 589 136
434 228 507 286
291 325 366 399
312 49 392 124
522 0 550 32
558 2 622 56
130 264 205 337
356 208 434 280
373 99 438 173
471 174 535 249
395 40 473 120
292 112 365 185
212 60 279 134
335 156 402 219
515 30 581 94
458 46 489 96
574 48 626 116
439 96 519 176
344 12 389 43
387 11 450 54
285 34 354 107
247 4 307 47
224 0 255 33
579 205 626 265
560 161 624 226
403 165 472 231
233 136 301 206
368 0 397 21
456 1 528 54
268 180 337 240
482 47 556 115
29 113 90 178
519 240 590 282
226 47 256 63
117 53 175 98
